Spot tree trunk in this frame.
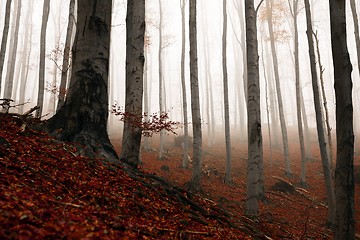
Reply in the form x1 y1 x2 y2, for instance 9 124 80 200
0 0 12 96
19 1 34 113
158 0 166 160
245 0 264 216
329 0 355 238
290 0 306 185
3 0 21 101
350 0 360 78
304 0 336 227
188 0 202 192
314 32 334 169
57 0 75 111
266 0 291 175
180 0 189 168
120 0 145 166
45 0 117 162
36 0 50 118
222 0 231 184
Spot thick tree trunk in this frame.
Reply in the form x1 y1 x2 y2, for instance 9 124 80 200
222 0 231 184
329 0 355 238
188 0 202 192
0 0 12 96
120 0 146 165
180 0 189 168
304 0 336 227
57 0 75 111
36 0 50 118
4 0 21 101
266 0 291 175
45 0 117 162
245 0 264 216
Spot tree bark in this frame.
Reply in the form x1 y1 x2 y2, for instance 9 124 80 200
245 0 264 216
304 0 336 227
329 0 355 238
4 0 21 101
180 0 189 168
290 0 306 185
188 0 202 192
0 0 12 96
120 0 146 165
222 0 231 184
45 0 117 162
266 0 291 175
36 0 50 118
57 0 75 111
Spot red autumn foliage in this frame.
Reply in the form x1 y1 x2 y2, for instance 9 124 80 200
111 103 179 137
0 115 258 239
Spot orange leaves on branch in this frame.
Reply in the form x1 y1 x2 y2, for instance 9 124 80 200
111 103 179 137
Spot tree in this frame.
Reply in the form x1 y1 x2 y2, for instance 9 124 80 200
36 0 50 118
44 0 117 161
245 0 264 216
265 0 291 175
288 0 306 185
158 0 166 160
57 0 75 111
304 0 335 227
188 0 202 191
3 0 21 101
120 0 146 166
0 0 12 96
350 0 360 78
180 0 189 168
222 0 232 184
329 0 355 238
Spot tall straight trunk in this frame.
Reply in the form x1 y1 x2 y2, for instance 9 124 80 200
19 1 33 113
142 40 151 151
330 0 355 238
120 0 146 166
4 0 21 100
188 0 202 192
222 0 231 184
158 0 166 160
350 0 360 77
314 32 333 168
36 0 50 118
266 0 291 175
180 0 189 168
304 0 335 227
300 90 311 160
57 0 75 111
245 0 264 216
290 0 306 185
0 0 12 96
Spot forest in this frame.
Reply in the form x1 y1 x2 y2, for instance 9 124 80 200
0 0 359 239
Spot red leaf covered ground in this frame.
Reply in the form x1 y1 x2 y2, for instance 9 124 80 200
1 115 263 239
1 114 359 239
118 131 360 239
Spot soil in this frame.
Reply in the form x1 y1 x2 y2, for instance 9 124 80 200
113 132 360 239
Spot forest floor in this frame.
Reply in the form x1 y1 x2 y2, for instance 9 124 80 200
116 131 360 239
1 113 359 239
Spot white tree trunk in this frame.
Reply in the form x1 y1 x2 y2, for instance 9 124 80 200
36 0 50 118
0 0 12 96
188 0 202 191
121 0 145 165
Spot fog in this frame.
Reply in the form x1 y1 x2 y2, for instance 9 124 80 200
0 0 360 146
